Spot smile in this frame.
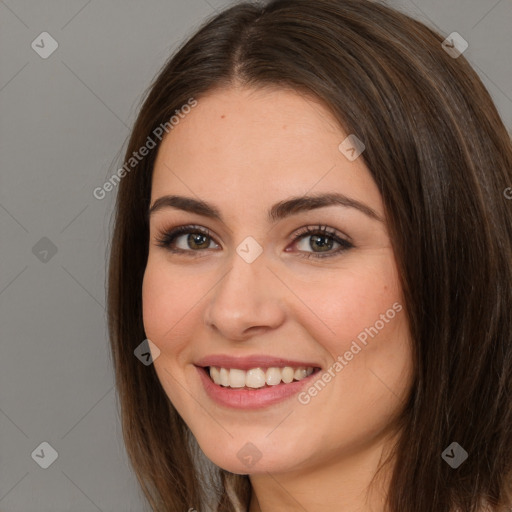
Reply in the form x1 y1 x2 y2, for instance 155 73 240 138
208 366 315 388
196 365 322 409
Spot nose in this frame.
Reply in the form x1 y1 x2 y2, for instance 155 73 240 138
203 249 286 341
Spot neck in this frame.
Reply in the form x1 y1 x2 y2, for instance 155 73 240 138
247 434 397 512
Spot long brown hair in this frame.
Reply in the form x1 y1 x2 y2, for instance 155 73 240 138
107 1 512 510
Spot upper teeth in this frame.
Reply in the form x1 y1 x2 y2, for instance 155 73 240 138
208 366 315 388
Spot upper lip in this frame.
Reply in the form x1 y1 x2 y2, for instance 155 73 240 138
195 354 321 371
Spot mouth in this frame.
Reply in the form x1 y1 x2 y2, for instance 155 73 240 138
205 365 320 389
195 363 323 409
194 355 323 408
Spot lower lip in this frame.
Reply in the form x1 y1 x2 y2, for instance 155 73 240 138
196 366 320 409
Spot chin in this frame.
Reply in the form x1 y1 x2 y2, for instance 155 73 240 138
198 439 303 475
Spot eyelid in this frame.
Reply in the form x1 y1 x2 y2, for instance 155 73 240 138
154 224 219 250
289 225 353 259
154 223 353 258
291 224 353 245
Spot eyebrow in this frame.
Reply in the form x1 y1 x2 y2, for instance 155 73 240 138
148 192 383 224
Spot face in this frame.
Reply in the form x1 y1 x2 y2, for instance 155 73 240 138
142 85 413 476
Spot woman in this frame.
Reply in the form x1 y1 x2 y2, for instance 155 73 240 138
107 0 512 511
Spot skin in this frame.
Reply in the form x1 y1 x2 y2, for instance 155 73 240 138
142 85 414 512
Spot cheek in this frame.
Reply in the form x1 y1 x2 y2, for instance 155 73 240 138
141 259 187 349
293 257 403 353
141 256 217 362
142 263 166 339
141 260 197 408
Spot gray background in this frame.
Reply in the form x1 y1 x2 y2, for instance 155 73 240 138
0 0 511 510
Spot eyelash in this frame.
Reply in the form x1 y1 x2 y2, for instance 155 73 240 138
154 224 353 259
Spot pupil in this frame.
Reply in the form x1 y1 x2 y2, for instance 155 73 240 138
190 233 208 249
312 234 332 252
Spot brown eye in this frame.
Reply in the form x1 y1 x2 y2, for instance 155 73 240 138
291 225 353 259
155 223 353 259
185 232 211 250
155 225 219 254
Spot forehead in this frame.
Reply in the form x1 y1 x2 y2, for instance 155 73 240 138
150 86 383 220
